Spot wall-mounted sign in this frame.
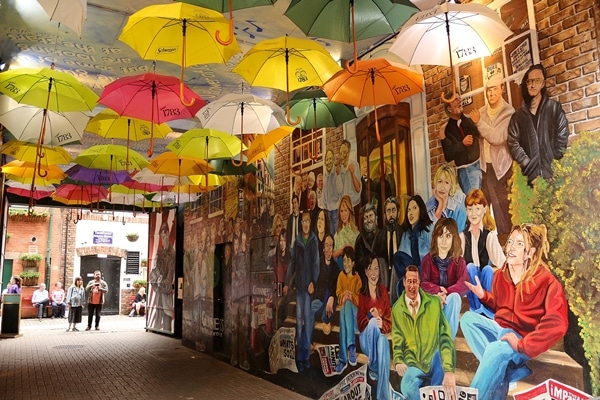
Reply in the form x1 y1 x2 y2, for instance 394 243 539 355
93 231 113 245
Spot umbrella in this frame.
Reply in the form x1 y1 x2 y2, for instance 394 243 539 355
1 160 66 181
147 152 213 177
36 0 87 37
246 126 294 164
388 1 513 102
52 183 109 206
287 89 356 130
65 164 131 186
178 0 276 46
232 35 342 124
167 128 246 160
98 72 206 156
175 174 225 191
0 96 88 146
1 139 72 165
323 57 423 208
131 169 194 186
108 184 152 206
208 158 257 176
85 109 172 142
73 144 149 172
285 0 417 70
5 180 55 200
146 191 198 205
118 2 241 104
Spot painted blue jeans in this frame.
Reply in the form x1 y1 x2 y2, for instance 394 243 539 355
466 263 494 319
457 161 482 196
359 318 391 400
401 351 444 400
443 292 462 339
295 291 312 362
338 300 357 364
309 297 337 344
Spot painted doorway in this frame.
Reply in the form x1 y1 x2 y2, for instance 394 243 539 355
1 259 13 293
80 255 121 315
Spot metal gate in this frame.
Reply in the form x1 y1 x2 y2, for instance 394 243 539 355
80 255 121 315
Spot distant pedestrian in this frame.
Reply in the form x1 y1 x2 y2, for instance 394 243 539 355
7 275 21 294
85 270 108 331
50 282 67 318
66 277 85 332
31 283 50 321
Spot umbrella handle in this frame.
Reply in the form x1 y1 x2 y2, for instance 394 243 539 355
231 136 244 167
286 102 300 125
216 0 235 45
441 88 457 104
345 59 358 74
179 82 195 107
345 1 359 74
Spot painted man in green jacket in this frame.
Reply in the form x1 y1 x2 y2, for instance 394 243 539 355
391 265 457 400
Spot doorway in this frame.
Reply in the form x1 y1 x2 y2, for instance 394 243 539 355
80 255 121 315
2 259 13 293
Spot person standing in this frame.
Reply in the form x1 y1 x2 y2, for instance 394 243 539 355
392 266 457 400
376 196 404 300
85 270 108 331
441 94 482 195
286 195 301 252
50 282 67 319
31 283 50 321
508 63 569 185
7 275 21 294
66 276 85 332
354 202 386 286
470 74 515 234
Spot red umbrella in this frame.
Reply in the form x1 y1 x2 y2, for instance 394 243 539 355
98 72 206 157
52 183 109 205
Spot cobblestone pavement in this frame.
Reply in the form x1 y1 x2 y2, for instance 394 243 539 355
0 315 311 400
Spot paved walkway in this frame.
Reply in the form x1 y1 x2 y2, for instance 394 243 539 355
0 315 312 400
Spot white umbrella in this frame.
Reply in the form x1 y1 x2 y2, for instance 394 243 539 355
131 168 193 186
36 0 87 37
389 2 513 67
0 96 88 146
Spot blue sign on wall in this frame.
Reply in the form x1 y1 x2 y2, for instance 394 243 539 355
93 231 113 245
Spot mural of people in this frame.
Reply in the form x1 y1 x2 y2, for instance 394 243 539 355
508 63 570 185
332 195 359 267
460 189 505 319
392 266 457 400
336 139 362 208
148 211 176 334
378 197 403 301
420 218 469 339
273 229 292 330
310 233 338 344
231 228 250 370
354 202 386 287
323 149 341 234
286 195 301 252
426 163 467 232
441 93 482 196
470 74 515 235
461 223 569 400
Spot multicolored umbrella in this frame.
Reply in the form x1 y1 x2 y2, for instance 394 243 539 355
232 35 342 124
98 72 206 156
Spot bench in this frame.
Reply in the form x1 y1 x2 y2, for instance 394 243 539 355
20 296 58 319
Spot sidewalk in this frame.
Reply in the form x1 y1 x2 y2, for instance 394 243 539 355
0 315 312 400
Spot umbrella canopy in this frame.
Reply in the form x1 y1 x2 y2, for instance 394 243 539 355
65 164 131 186
246 126 294 164
0 66 98 112
1 160 66 181
36 0 87 37
1 139 72 165
131 169 193 186
323 58 424 108
73 144 149 172
146 191 198 205
52 183 109 205
287 89 356 130
174 173 225 191
147 152 213 176
85 109 172 141
0 96 87 146
5 179 55 200
232 35 342 124
285 0 417 68
196 93 286 135
98 72 206 156
208 158 257 176
167 128 246 160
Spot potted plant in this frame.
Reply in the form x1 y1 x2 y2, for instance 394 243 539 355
132 279 147 289
140 258 148 267
126 233 139 242
19 270 41 286
20 253 43 268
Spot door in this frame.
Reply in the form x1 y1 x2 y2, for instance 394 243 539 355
2 259 13 293
80 255 121 315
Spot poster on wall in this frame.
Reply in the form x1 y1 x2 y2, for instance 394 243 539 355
147 209 176 335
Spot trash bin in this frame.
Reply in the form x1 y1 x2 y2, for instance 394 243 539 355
1 293 22 337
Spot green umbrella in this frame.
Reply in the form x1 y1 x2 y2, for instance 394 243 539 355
208 158 257 176
287 89 356 130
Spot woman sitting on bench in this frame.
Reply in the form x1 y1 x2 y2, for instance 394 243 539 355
129 287 146 317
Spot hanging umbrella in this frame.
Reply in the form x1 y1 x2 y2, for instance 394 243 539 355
287 89 356 130
285 0 417 70
1 160 66 181
175 173 225 191
208 158 257 176
36 0 87 37
388 1 513 102
52 183 109 206
1 139 72 165
65 164 131 186
146 191 198 205
85 109 172 142
177 0 276 46
0 96 88 146
118 2 241 105
120 178 167 193
232 35 342 124
5 180 55 200
108 184 152 206
167 128 246 160
98 72 206 157
323 57 423 209
147 151 213 177
73 144 149 172
131 169 194 186
246 126 294 164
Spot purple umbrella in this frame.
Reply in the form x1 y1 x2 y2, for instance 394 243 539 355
65 164 131 186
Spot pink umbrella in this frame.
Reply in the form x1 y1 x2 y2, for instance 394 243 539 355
98 72 206 157
52 183 109 205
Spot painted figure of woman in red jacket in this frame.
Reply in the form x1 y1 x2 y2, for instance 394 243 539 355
461 223 568 400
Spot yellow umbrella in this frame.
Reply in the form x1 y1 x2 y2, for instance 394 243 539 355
1 160 66 181
6 175 64 186
232 35 342 124
85 109 172 142
118 2 241 105
147 152 213 177
1 139 72 165
246 126 294 164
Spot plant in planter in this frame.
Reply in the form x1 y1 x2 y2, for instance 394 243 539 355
19 270 41 286
20 253 43 268
140 258 148 267
132 279 147 289
126 233 139 242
